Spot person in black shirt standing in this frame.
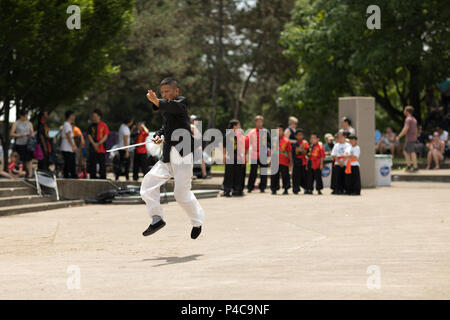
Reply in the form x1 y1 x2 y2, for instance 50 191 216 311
140 78 205 240
222 119 248 197
36 111 51 171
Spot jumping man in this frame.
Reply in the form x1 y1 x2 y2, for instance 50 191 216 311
140 78 205 239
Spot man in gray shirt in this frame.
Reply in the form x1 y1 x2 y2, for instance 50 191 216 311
396 106 418 172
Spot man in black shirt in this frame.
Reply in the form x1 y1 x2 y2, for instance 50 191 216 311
140 78 205 240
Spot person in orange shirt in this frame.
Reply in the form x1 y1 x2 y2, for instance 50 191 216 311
246 115 271 193
305 133 325 195
270 125 293 195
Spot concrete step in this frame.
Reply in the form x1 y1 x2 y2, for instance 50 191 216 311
392 162 450 169
0 187 36 197
392 173 450 182
0 200 85 217
0 195 56 207
0 179 30 188
111 189 220 204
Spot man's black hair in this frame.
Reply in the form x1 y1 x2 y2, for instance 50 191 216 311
343 117 352 126
65 110 74 120
278 124 284 129
160 77 179 88
123 117 134 124
92 108 102 118
18 109 28 116
228 119 240 129
37 110 47 122
348 135 358 140
310 133 318 138
295 128 304 135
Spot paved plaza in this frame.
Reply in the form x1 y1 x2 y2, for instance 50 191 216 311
0 181 449 299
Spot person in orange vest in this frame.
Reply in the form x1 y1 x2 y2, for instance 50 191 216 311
292 128 309 194
305 133 325 195
330 132 350 195
246 115 271 193
344 135 361 195
270 125 293 195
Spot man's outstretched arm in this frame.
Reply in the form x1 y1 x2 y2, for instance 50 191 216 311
146 90 186 114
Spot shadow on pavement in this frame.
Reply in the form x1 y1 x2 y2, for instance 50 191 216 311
143 254 203 267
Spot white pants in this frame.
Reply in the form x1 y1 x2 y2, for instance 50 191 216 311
140 146 205 227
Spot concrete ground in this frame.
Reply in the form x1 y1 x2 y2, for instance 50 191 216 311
0 181 449 299
393 169 450 176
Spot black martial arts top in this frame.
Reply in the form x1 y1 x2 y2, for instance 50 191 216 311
152 96 194 163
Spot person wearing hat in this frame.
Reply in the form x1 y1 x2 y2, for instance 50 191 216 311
323 133 335 156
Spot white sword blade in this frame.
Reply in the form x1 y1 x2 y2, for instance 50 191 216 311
107 142 149 153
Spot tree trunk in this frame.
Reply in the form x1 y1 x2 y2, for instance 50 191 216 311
408 65 422 124
208 0 224 129
2 98 10 171
209 73 218 129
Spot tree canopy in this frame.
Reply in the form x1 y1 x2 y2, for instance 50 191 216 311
279 0 450 133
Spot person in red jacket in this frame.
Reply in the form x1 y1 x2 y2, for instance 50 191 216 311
133 122 149 181
87 109 110 179
270 125 293 195
305 133 325 195
292 128 309 194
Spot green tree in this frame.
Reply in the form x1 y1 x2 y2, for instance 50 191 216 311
279 0 450 134
0 0 132 169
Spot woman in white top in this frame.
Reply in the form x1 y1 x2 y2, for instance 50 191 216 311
10 110 34 178
426 131 445 170
60 111 78 178
115 117 134 181
344 135 361 195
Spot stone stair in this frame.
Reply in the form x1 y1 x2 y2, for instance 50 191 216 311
0 179 84 217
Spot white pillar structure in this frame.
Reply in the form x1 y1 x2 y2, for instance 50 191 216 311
338 97 376 188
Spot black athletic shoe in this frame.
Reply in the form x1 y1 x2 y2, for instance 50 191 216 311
293 191 299 195
260 189 265 193
271 190 276 195
142 219 166 236
283 190 288 195
191 226 202 239
221 191 232 197
232 191 244 197
317 190 322 195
